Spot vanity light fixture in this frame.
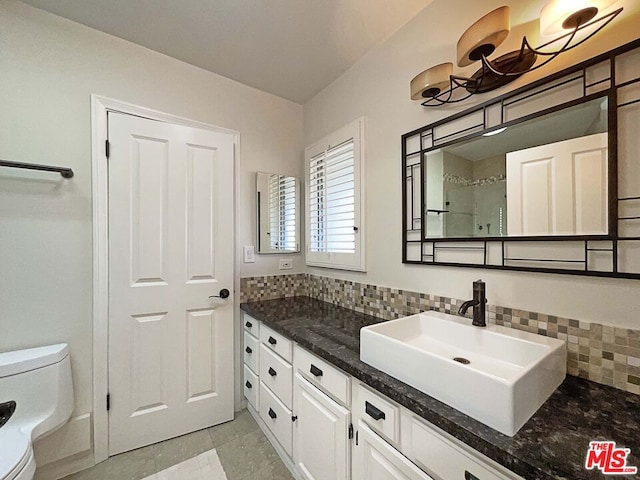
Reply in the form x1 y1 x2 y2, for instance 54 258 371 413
412 0 623 107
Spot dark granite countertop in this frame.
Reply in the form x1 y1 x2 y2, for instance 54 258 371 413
241 296 640 480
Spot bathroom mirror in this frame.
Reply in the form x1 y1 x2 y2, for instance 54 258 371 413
256 172 300 253
423 96 609 239
402 41 640 279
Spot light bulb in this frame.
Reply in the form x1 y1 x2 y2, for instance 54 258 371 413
540 0 617 35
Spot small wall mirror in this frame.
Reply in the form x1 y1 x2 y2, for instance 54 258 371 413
256 172 300 253
424 96 609 239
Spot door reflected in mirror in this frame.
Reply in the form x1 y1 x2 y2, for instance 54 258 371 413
424 96 609 239
256 172 300 253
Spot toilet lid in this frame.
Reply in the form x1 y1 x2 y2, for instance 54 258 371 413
0 429 31 480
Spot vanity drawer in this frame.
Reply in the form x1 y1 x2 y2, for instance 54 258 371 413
260 324 293 362
243 314 260 338
294 345 350 406
401 411 521 480
243 364 259 411
354 382 400 446
260 344 293 408
259 381 293 456
243 331 260 373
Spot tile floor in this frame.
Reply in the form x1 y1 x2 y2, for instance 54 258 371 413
63 410 294 480
142 449 227 480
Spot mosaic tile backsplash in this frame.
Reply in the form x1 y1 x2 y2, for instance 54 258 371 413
241 273 640 396
240 273 307 303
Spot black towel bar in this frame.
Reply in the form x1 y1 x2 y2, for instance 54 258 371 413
0 159 74 178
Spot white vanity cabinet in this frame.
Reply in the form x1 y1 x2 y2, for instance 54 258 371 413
353 382 400 448
259 380 293 455
243 319 525 480
242 314 261 411
354 421 433 480
257 324 294 456
293 372 351 480
401 411 519 480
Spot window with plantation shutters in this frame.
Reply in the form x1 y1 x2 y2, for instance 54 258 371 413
305 118 366 271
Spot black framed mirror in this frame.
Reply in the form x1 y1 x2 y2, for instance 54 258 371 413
256 172 300 253
402 38 640 279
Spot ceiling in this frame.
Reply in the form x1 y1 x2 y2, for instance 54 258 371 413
21 0 433 103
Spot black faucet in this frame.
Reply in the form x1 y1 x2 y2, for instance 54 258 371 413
458 280 487 327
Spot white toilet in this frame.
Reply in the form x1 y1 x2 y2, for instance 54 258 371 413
0 344 74 480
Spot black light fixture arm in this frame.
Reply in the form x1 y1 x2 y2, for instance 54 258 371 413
423 74 480 105
479 7 622 78
479 29 577 78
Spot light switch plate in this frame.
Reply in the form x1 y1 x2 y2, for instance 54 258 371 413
279 259 293 270
243 246 255 263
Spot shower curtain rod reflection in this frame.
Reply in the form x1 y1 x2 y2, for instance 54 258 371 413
0 159 74 178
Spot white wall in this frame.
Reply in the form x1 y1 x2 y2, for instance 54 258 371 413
0 0 302 469
303 0 640 330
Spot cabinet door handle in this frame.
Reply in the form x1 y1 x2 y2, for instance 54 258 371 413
245 380 252 389
268 367 277 377
365 401 386 421
268 408 277 419
268 336 277 345
245 346 252 354
245 321 252 328
465 471 480 480
310 364 323 377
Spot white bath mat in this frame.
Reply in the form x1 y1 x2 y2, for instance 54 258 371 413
142 448 228 480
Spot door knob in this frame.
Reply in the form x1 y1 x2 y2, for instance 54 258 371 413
209 288 230 299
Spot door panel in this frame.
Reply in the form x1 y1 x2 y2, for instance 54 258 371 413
573 147 608 234
186 145 217 282
186 309 218 401
520 158 552 235
108 112 235 455
131 313 168 415
294 373 350 480
354 422 432 480
131 136 169 285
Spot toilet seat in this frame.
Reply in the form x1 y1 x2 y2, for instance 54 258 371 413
0 429 35 480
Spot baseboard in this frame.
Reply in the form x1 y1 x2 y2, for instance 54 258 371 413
34 413 94 480
246 405 305 480
236 397 248 412
34 449 95 480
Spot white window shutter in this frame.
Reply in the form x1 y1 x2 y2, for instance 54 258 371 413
305 118 365 271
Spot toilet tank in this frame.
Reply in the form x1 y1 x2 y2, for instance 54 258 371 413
0 344 74 440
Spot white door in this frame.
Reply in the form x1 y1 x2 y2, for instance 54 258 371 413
293 373 350 480
353 422 432 480
506 133 608 236
107 112 235 455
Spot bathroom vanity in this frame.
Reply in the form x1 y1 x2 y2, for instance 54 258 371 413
241 297 640 480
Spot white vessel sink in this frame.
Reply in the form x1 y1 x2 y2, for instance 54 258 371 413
360 312 566 436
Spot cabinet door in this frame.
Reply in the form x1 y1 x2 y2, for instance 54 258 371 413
293 373 350 480
354 422 433 480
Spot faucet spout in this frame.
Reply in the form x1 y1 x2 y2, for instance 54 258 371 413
458 280 487 327
458 299 479 316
